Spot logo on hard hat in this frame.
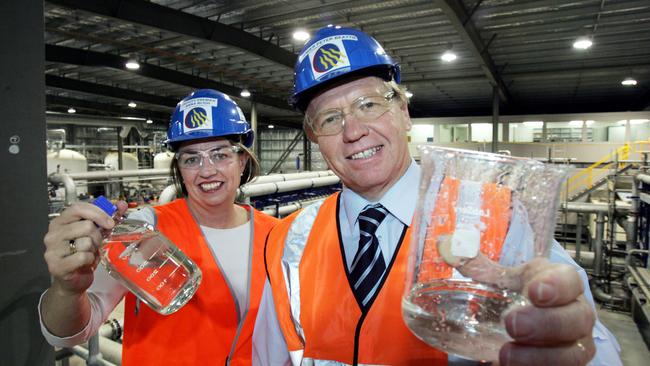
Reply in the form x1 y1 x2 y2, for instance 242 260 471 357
180 97 217 133
185 108 208 128
313 44 346 72
301 35 356 81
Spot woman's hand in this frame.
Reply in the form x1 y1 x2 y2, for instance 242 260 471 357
43 200 127 296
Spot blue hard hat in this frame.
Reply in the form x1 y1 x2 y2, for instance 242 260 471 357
290 26 400 112
165 89 254 149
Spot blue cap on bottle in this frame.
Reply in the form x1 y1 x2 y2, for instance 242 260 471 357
93 195 117 216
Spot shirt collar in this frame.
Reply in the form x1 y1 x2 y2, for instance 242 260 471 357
341 159 420 228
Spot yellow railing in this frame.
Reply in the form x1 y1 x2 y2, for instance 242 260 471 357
632 138 650 153
564 144 630 198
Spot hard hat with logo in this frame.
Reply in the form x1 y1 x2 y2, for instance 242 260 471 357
290 25 400 112
165 89 253 149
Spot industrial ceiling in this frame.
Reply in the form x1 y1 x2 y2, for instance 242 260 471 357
44 0 650 128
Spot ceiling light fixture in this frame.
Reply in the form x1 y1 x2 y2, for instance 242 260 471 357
125 59 140 70
293 30 310 41
405 91 413 98
67 107 76 114
240 89 251 98
268 124 275 129
441 50 457 62
569 120 583 127
128 101 137 108
621 78 637 86
573 37 593 50
146 119 153 124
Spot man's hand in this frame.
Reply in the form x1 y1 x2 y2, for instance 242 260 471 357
499 258 596 366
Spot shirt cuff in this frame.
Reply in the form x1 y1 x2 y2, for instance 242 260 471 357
38 289 93 348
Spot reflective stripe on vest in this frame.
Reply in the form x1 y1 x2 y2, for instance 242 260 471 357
266 193 448 366
122 199 277 366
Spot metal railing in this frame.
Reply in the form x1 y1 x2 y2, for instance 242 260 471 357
563 143 630 200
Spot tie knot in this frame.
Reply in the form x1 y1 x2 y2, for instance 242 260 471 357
359 204 388 236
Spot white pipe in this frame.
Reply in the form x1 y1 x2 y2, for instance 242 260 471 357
79 336 123 365
71 346 119 366
239 176 340 198
262 198 325 217
158 185 178 205
637 173 650 185
560 201 632 213
68 168 169 180
47 173 78 206
98 318 123 341
156 172 338 204
247 171 333 184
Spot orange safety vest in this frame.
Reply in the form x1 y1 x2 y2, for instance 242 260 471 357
266 193 447 366
266 178 512 365
122 198 278 366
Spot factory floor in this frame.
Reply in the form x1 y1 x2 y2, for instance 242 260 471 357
597 306 649 365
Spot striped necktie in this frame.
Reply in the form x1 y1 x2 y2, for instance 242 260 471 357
350 204 389 309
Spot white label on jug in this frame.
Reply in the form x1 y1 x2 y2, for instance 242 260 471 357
451 224 480 258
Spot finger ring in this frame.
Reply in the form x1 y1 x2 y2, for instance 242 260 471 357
68 240 77 256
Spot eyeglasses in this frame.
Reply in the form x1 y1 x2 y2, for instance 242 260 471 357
175 145 242 169
307 90 399 136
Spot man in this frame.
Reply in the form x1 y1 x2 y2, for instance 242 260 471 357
253 26 621 365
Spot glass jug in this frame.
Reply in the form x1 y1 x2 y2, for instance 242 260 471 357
94 196 202 315
403 146 568 362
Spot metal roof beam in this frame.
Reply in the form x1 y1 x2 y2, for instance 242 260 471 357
46 75 179 107
46 94 171 121
46 44 293 111
435 0 511 103
46 0 296 68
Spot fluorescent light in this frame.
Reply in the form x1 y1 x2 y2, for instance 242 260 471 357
621 78 637 86
293 30 310 41
405 91 413 98
240 89 251 98
523 121 544 128
441 51 457 62
573 38 593 50
125 60 140 70
630 119 650 124
67 107 76 114
268 124 275 129
128 101 137 108
585 120 595 126
146 119 153 124
569 120 583 127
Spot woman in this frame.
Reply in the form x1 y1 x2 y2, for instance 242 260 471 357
40 89 278 365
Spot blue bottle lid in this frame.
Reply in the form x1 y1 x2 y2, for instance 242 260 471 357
93 195 117 216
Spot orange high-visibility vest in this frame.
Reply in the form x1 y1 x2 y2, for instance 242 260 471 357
266 193 448 365
266 178 512 365
122 198 278 366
